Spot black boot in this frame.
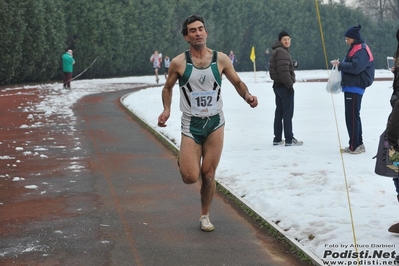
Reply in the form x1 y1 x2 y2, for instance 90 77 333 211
388 195 399 233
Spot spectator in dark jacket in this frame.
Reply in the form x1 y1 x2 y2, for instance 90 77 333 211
331 24 375 154
269 30 303 147
385 30 399 234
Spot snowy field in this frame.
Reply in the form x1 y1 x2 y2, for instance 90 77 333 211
122 69 399 265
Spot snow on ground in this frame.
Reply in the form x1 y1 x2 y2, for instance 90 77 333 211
1 69 398 265
122 69 399 265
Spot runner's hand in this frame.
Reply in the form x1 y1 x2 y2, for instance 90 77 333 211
158 111 170 127
244 94 258 108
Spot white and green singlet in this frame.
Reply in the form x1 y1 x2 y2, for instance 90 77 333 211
179 50 223 117
178 50 225 144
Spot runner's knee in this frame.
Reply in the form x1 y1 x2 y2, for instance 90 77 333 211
180 170 200 184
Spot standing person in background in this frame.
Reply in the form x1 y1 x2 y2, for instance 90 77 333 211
377 29 399 234
62 49 75 89
331 24 375 154
150 50 162 84
157 14 258 232
264 48 270 74
164 55 171 79
228 50 237 69
269 30 303 147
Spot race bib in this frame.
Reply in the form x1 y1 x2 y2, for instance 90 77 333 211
190 91 217 116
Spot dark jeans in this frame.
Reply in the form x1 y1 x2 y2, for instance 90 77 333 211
63 72 72 87
273 86 294 143
344 92 363 150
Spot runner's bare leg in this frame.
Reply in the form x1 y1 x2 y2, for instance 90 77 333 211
179 127 224 215
200 127 223 215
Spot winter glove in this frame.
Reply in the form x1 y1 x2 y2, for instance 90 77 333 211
292 59 298 68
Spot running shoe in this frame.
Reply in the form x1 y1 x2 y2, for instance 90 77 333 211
341 144 365 154
285 138 303 146
273 140 284 146
199 215 214 232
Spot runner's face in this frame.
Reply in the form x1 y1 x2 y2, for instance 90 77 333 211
184 21 207 46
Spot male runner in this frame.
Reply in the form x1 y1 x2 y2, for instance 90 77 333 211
157 14 258 232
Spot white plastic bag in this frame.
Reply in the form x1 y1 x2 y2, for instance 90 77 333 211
326 65 342 94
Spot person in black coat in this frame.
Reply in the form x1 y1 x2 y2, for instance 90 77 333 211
381 29 399 234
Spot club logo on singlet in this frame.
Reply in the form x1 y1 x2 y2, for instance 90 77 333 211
199 74 206 85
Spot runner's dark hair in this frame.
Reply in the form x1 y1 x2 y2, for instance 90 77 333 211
181 14 207 36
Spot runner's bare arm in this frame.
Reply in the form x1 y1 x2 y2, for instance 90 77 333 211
158 54 185 127
219 52 258 108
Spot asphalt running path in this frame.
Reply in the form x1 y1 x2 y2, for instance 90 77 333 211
0 84 313 265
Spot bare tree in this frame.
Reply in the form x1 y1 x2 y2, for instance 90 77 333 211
387 0 399 20
355 0 399 21
355 0 388 21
